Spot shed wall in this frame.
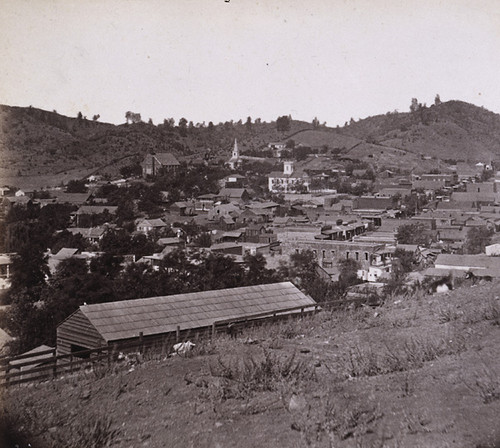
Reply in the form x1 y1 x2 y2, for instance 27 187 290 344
56 309 106 356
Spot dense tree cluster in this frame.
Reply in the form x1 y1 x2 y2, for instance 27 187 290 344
276 115 291 132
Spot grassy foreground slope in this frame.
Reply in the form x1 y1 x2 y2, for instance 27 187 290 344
2 281 500 448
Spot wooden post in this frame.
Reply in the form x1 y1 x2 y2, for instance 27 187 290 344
161 335 166 357
176 326 180 343
52 349 57 379
301 307 304 317
139 332 144 354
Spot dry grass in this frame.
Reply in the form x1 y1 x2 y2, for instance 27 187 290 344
337 332 466 379
203 349 316 401
462 363 500 404
290 394 384 447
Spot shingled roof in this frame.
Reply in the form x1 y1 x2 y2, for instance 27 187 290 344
75 282 315 342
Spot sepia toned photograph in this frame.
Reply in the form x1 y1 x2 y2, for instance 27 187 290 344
1 0 500 446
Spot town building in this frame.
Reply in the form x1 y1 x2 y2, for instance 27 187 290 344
142 153 180 177
268 161 310 193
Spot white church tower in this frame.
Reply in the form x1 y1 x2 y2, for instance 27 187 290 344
227 139 242 170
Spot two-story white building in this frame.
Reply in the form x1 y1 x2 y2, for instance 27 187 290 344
268 161 310 193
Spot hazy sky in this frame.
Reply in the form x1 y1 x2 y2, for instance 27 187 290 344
1 0 500 126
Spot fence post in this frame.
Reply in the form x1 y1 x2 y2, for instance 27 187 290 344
161 335 166 357
52 349 57 379
176 326 180 343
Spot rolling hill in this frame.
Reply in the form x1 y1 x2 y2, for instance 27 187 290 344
1 100 500 189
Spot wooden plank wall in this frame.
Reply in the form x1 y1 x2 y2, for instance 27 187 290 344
56 309 106 356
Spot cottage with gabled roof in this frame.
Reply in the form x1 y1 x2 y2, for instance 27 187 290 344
56 282 317 356
136 218 167 234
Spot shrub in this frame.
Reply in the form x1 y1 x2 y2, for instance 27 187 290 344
206 349 316 400
338 334 465 378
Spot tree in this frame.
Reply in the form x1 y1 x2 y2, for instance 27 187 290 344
338 259 361 289
464 226 493 254
178 117 188 136
120 161 142 178
396 223 431 246
163 117 175 128
293 146 310 161
77 111 83 120
434 94 441 106
243 253 280 285
276 115 291 132
288 250 317 288
193 232 212 248
8 245 49 299
393 249 417 274
410 98 419 113
125 111 142 124
90 253 124 278
51 230 88 254
312 117 320 129
65 179 87 193
245 116 252 131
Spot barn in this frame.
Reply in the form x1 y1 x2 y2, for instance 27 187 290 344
56 282 317 356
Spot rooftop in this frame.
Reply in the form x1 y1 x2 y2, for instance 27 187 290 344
76 282 316 342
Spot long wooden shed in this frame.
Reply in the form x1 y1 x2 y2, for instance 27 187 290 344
56 282 317 356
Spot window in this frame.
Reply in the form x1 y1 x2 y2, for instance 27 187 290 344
322 250 326 258
346 251 349 259
355 252 359 261
365 252 369 261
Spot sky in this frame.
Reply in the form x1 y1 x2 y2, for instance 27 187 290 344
1 0 500 127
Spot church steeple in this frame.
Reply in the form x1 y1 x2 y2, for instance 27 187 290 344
232 139 239 159
227 139 242 170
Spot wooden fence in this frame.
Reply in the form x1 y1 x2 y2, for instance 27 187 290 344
0 303 321 388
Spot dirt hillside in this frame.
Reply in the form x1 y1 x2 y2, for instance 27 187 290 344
2 281 500 447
